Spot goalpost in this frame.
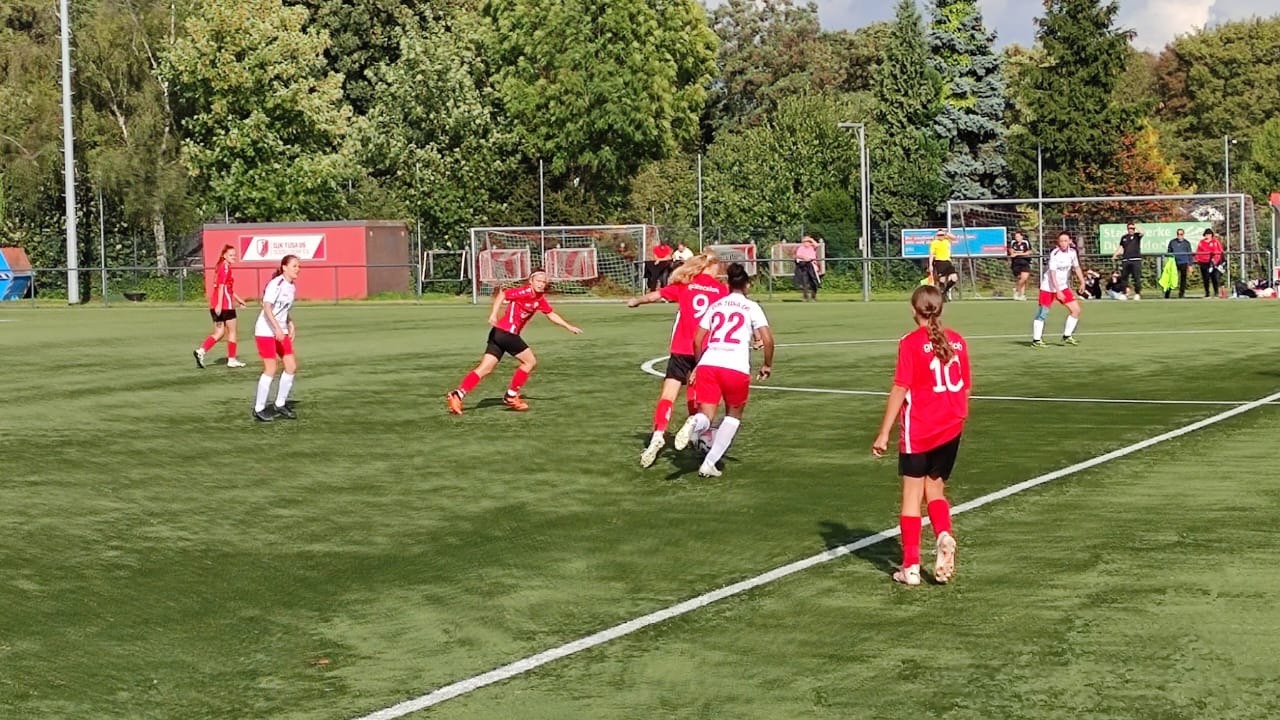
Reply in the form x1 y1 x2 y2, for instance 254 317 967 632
945 193 1264 299
468 224 655 302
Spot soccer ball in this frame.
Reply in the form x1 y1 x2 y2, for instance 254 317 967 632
696 427 715 454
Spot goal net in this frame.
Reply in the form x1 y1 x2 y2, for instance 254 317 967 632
469 224 653 301
770 242 826 278
706 243 758 275
946 194 1265 299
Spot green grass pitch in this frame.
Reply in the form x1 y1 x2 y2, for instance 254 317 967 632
2 298 1279 719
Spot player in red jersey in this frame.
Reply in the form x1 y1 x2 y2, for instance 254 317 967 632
194 244 249 369
447 271 582 414
626 251 728 467
872 285 970 586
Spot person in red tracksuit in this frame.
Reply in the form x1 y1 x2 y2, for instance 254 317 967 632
1195 228 1225 298
872 285 971 587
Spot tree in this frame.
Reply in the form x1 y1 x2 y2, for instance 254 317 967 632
1010 0 1133 197
871 0 946 224
928 0 1010 200
163 0 356 222
486 0 717 204
1236 118 1280 202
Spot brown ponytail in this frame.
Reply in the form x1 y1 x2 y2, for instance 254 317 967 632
272 254 299 279
911 285 955 364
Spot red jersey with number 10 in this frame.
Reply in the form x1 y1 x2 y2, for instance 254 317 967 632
659 274 728 355
893 326 971 454
494 285 553 335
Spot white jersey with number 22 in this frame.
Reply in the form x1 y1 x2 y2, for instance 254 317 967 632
697 294 769 375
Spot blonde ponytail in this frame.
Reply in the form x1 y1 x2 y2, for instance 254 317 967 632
668 250 718 285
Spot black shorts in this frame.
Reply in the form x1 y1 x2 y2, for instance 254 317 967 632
485 327 529 359
898 434 962 480
933 260 956 278
209 308 237 323
1010 260 1031 276
664 353 697 384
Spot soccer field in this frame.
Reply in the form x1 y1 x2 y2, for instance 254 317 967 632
2 299 1280 720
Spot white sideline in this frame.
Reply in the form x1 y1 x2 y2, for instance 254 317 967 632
349 388 1280 720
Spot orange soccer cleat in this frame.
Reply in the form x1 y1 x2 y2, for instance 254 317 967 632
446 392 464 415
503 394 529 411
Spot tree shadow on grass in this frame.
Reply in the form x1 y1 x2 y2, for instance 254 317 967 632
818 520 899 577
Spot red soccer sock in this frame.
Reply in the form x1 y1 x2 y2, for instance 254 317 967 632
927 499 953 537
653 398 674 432
900 515 922 568
200 336 217 352
457 371 482 396
507 368 530 396
685 384 697 415
227 342 237 359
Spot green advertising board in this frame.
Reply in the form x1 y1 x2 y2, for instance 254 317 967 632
1098 222 1212 255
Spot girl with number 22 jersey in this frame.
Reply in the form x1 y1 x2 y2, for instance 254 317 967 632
872 285 970 587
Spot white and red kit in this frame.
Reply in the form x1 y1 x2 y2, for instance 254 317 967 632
1038 247 1079 306
659 274 728 355
893 326 970 454
494 285 553 335
211 260 234 311
695 293 769 407
255 275 297 358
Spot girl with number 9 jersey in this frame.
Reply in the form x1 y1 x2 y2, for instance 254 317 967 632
872 285 970 587
626 251 728 468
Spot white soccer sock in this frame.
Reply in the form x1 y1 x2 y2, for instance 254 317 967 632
651 430 663 442
255 374 273 412
274 372 295 407
1063 316 1079 337
704 416 740 467
1032 319 1045 341
692 413 711 435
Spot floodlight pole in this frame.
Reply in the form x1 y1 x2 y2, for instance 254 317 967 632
697 153 704 250
839 122 871 302
60 0 80 304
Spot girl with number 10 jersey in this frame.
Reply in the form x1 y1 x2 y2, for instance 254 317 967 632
872 285 970 587
627 251 728 467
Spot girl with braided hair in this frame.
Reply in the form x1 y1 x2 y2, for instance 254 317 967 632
872 285 971 586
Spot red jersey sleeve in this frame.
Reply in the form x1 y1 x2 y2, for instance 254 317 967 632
659 284 683 303
503 286 528 301
538 295 553 314
893 336 914 389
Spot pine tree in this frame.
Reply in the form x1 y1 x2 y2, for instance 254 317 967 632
871 0 946 224
928 0 1010 200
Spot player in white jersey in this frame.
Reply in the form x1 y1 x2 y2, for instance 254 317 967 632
673 263 775 478
1032 231 1086 348
252 255 301 422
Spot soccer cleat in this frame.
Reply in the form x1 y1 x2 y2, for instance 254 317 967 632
1030 339 1046 348
446 391 464 415
252 407 274 423
892 564 922 586
226 358 247 368
1062 335 1078 346
934 532 957 584
697 460 722 478
640 434 666 468
673 415 698 451
503 393 529 411
193 348 206 369
273 403 297 420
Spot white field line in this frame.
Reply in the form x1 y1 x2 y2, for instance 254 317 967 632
774 327 1280 349
351 387 1280 720
638 356 1259 406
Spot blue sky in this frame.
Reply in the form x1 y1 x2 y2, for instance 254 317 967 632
704 1 1277 52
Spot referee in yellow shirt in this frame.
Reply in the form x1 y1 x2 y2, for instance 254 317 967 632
929 229 959 300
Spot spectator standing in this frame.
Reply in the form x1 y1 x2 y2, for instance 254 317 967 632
1195 228 1225 298
1165 229 1193 298
794 235 821 302
1007 230 1033 300
647 241 674 291
1110 222 1144 300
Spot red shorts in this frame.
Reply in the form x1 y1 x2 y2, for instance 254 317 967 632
1038 288 1076 307
255 335 295 359
694 365 751 408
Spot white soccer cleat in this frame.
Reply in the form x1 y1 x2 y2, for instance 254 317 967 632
673 415 698 451
697 460 721 478
640 434 666 468
892 564 922 586
934 532 957 584
226 358 247 368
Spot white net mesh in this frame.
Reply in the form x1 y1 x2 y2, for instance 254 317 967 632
477 248 531 284
706 243 758 275
470 225 651 297
947 195 1265 299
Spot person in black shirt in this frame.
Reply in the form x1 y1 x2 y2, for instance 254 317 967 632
1082 269 1103 299
1165 228 1193 298
1007 230 1033 301
1110 222 1144 300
